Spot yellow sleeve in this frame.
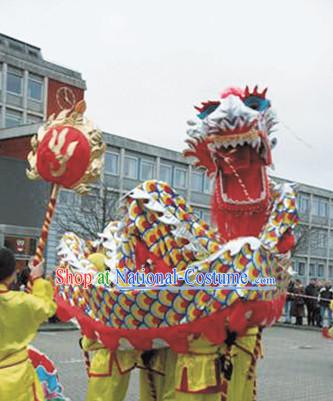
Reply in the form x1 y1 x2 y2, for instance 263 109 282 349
26 278 57 324
81 335 105 352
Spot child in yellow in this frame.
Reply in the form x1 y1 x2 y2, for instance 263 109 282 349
0 247 56 401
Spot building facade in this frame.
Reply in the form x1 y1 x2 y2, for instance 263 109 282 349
0 33 85 159
0 33 85 268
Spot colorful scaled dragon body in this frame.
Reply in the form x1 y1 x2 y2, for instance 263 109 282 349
55 87 298 400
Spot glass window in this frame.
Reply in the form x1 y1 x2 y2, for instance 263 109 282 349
7 71 23 95
191 170 204 192
329 265 333 279
28 77 43 101
202 210 211 223
298 262 305 276
317 264 325 277
309 263 316 277
5 109 22 127
124 156 138 179
174 167 187 189
192 208 202 218
160 164 172 184
27 114 43 124
140 160 154 180
4 236 37 259
311 230 328 248
204 176 214 194
105 152 119 175
312 197 328 217
297 194 310 214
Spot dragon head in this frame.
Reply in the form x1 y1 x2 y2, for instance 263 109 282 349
184 86 277 206
184 86 277 239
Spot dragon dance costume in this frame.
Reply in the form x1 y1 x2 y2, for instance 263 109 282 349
55 86 298 401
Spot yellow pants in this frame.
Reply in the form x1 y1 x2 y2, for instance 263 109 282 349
85 347 176 401
173 329 261 401
85 348 134 401
228 328 262 401
140 348 177 401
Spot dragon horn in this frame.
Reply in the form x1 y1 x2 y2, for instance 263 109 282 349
262 87 268 98
253 85 258 96
244 86 250 97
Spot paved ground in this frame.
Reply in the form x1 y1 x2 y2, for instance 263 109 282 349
33 326 333 401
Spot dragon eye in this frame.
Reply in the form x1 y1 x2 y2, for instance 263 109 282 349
243 95 270 112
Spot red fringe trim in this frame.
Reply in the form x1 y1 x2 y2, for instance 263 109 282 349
56 294 286 353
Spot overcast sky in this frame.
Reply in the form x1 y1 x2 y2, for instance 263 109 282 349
2 0 333 190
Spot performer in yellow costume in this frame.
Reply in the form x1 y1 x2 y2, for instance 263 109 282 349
228 327 263 401
174 335 226 401
173 327 262 401
82 253 174 401
0 247 56 401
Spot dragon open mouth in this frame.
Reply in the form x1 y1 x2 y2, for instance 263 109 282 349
209 128 271 205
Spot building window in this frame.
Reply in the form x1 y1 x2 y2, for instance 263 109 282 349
192 208 202 219
298 262 305 276
28 75 43 102
202 210 211 223
7 71 23 95
311 230 328 249
297 194 310 214
124 156 138 179
160 164 172 184
329 265 333 279
27 114 43 124
140 160 154 181
4 236 37 260
317 264 325 277
312 197 328 218
5 109 22 127
309 263 316 277
174 167 187 189
191 170 204 192
105 152 119 175
204 176 214 194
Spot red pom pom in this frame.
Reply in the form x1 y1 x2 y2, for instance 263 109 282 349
220 87 244 99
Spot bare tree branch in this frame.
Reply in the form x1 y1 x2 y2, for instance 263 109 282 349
55 183 120 240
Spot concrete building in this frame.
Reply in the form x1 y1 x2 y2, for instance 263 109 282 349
0 32 85 269
0 33 85 158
